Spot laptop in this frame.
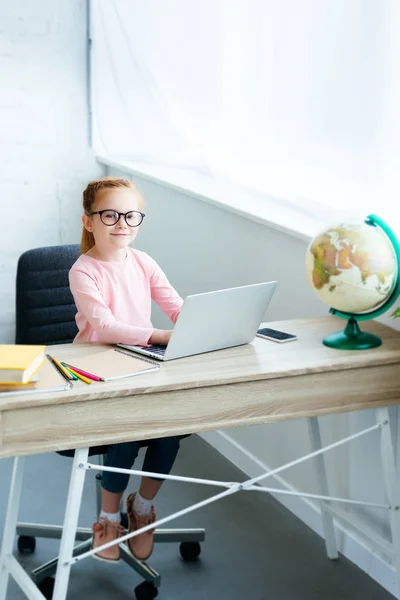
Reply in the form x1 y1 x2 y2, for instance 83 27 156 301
117 281 277 361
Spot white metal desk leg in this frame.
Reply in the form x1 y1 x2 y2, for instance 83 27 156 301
52 448 89 600
0 456 26 600
307 417 338 559
378 407 400 599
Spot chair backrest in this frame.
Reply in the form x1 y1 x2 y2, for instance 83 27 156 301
15 245 80 346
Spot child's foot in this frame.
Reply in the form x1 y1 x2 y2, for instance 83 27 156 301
92 517 124 562
126 493 156 561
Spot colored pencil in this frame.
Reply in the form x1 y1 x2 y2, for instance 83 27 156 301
63 365 92 385
60 364 79 380
46 354 71 384
52 357 74 380
62 362 102 382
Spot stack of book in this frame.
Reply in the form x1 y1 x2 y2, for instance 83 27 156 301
0 344 46 393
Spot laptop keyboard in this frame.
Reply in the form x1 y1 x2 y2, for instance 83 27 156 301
139 344 167 357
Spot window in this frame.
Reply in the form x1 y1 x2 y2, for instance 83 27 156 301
91 0 400 229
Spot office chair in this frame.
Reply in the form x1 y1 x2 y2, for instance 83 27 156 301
14 245 205 600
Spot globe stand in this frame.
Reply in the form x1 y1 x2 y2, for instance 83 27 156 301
323 317 382 350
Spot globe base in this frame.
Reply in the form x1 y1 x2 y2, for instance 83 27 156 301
323 317 382 350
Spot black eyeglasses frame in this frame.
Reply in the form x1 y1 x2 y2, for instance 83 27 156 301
88 209 145 227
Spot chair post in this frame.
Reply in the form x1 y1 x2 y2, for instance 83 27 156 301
95 454 105 516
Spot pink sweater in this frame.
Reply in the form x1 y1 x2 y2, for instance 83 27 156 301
69 248 183 345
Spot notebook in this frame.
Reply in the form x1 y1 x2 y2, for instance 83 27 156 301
0 358 72 397
0 344 46 384
62 347 160 382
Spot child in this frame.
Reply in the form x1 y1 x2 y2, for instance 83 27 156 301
69 176 185 563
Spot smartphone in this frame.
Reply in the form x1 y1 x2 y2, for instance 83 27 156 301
256 327 297 343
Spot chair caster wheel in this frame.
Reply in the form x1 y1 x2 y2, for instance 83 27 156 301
17 535 36 555
180 541 201 561
37 576 55 599
134 581 158 600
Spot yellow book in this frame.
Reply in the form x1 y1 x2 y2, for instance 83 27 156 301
0 344 46 384
0 379 38 393
0 360 72 397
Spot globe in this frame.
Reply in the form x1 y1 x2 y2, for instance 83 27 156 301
305 214 400 349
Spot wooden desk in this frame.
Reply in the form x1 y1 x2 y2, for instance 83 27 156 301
1 316 400 459
1 316 400 600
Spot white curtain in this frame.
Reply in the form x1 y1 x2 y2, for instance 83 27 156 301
92 0 400 222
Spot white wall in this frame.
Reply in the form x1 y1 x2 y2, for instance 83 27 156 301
107 165 400 593
0 0 103 343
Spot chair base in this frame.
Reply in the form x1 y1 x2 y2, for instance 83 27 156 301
16 522 206 586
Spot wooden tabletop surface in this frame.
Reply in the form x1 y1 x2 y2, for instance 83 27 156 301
1 316 400 457
1 316 400 412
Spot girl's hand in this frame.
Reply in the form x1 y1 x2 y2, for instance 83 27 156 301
149 329 173 345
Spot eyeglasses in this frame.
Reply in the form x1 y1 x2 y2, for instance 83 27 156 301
89 209 145 227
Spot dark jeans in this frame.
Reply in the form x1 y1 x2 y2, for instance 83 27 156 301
102 435 185 494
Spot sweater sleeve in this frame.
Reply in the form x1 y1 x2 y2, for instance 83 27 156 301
69 267 154 345
147 255 184 323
